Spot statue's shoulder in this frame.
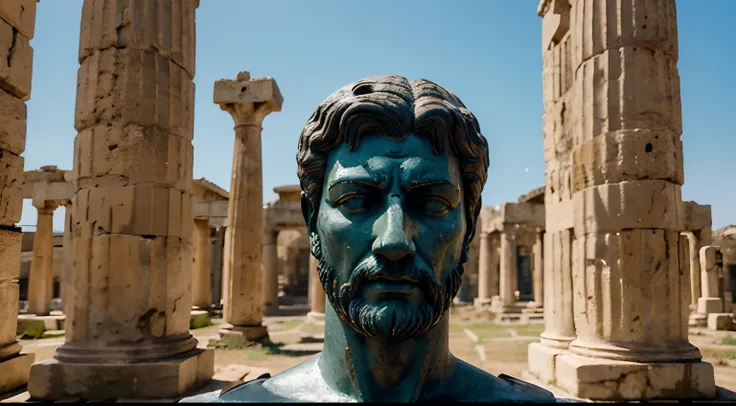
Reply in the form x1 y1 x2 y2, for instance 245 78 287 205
178 374 281 403
448 358 556 403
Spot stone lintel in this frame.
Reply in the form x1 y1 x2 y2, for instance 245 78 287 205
27 348 214 401
682 201 712 232
191 178 229 202
485 202 545 234
554 354 716 401
193 200 228 219
213 76 283 113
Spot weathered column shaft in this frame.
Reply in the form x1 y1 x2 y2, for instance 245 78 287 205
499 225 517 306
532 229 544 305
683 231 701 308
567 0 694 360
262 231 279 310
224 122 265 325
0 0 39 392
212 226 225 306
61 203 73 309
29 0 213 401
192 218 212 309
477 233 492 300
27 202 58 316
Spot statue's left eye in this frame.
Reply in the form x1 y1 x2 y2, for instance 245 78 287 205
422 198 450 216
339 195 368 212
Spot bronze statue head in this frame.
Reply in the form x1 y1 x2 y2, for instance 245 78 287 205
296 75 489 343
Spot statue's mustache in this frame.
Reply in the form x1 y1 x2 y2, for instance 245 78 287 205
339 256 440 302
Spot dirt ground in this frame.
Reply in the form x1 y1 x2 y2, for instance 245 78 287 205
16 306 736 396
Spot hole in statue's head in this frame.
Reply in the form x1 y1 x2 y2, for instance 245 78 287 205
352 83 373 96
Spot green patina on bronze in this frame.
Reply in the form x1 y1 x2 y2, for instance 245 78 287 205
181 75 558 403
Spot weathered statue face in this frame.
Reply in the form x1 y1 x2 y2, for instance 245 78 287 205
315 132 466 342
297 75 489 343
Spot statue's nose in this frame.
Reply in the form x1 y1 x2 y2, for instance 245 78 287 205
372 201 416 261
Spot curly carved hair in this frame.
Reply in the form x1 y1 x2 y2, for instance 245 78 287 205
296 75 490 253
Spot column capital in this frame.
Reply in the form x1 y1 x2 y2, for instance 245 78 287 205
32 199 60 214
214 73 283 127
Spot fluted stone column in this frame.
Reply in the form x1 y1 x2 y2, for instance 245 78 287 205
192 218 212 310
541 0 716 400
301 254 325 341
28 1 214 401
60 202 73 309
27 200 59 316
262 230 279 315
212 226 225 306
532 229 544 307
475 232 496 308
0 0 39 394
214 72 282 345
499 225 517 308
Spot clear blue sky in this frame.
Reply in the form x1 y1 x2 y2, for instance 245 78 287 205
20 0 736 232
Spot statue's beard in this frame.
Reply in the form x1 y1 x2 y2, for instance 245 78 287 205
317 255 463 343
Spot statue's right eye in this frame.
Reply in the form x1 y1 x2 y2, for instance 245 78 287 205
337 194 368 212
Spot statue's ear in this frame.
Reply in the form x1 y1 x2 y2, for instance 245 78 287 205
301 192 322 260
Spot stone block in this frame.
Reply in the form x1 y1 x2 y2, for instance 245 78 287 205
190 310 211 329
572 229 687 344
73 186 193 241
571 46 682 145
0 352 34 394
0 0 38 39
299 311 325 341
573 129 683 193
0 282 20 345
218 326 269 347
64 233 192 344
682 201 712 232
0 228 21 282
16 315 44 338
0 150 23 226
555 353 716 400
78 0 197 77
706 313 734 331
0 88 26 155
527 342 568 385
73 124 193 191
572 180 681 235
570 0 678 69
0 17 32 100
28 348 214 401
75 48 194 140
697 298 723 316
213 75 283 111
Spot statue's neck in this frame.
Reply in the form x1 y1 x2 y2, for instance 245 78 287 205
317 302 455 402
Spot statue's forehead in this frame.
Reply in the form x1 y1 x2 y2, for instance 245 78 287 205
324 133 460 185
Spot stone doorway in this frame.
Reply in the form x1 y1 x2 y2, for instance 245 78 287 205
516 249 533 302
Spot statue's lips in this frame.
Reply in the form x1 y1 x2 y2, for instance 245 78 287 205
362 276 422 299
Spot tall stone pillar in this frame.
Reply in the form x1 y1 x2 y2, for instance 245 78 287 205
192 218 212 310
301 254 325 341
60 202 73 309
498 224 517 308
27 200 59 316
262 230 279 315
475 232 493 307
211 226 225 306
683 231 701 310
28 1 214 401
0 0 39 393
214 72 282 345
539 0 716 400
532 228 544 307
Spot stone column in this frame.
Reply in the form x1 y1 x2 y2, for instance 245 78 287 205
683 232 701 310
541 0 716 400
192 218 212 310
0 0 39 393
301 254 325 341
532 228 544 307
214 72 282 345
28 1 214 401
60 202 73 310
211 226 225 306
262 229 279 315
475 232 493 307
697 246 723 316
27 200 59 316
498 224 517 308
